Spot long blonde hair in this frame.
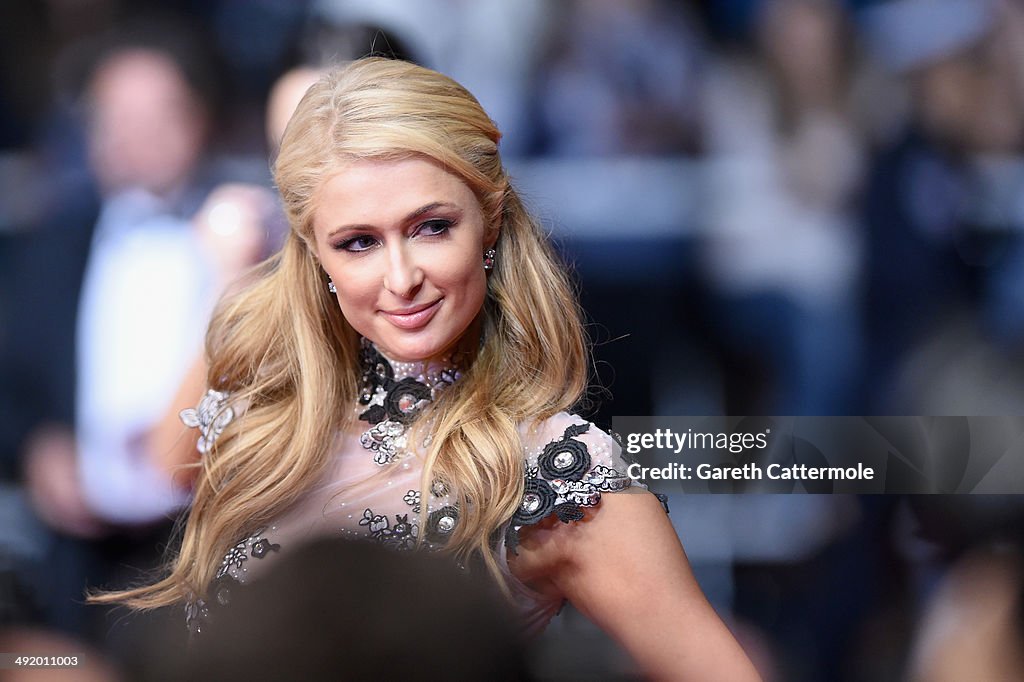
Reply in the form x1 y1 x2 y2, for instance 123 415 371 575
97 57 587 608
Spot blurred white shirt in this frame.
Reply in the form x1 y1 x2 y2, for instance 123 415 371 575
76 189 212 523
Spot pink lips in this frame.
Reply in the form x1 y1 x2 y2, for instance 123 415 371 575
380 299 443 330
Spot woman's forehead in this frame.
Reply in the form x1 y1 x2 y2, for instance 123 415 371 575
311 157 480 231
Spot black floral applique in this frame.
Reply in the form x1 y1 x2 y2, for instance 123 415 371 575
358 508 419 550
358 375 429 467
425 505 460 543
389 514 418 550
538 424 593 480
359 508 392 538
358 342 394 405
188 528 280 635
356 340 460 466
251 537 281 559
359 377 433 427
184 596 210 636
357 504 459 550
506 422 632 554
185 572 247 636
214 527 279 580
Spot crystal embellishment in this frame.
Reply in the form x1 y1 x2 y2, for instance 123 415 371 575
553 451 574 469
180 389 235 454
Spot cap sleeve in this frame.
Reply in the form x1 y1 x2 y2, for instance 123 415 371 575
506 413 655 554
179 388 239 455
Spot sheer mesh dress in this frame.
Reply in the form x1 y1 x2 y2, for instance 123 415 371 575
183 340 645 637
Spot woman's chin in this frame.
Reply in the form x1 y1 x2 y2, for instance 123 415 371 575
372 335 452 365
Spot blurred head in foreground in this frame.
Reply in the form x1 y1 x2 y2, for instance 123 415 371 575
139 538 531 681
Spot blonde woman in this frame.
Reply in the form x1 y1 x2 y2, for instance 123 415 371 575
97 58 759 681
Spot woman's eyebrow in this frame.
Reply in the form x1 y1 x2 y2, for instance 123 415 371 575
404 201 460 220
327 202 461 238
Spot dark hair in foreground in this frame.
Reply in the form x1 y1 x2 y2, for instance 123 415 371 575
135 538 533 681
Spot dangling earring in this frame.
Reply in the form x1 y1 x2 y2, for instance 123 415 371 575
483 248 496 271
327 277 337 293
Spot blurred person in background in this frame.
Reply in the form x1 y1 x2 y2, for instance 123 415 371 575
265 66 324 153
23 18 218 527
903 496 1024 682
65 24 220 525
699 0 867 415
5 13 271 654
696 4 882 680
531 0 705 157
310 0 551 158
861 0 1024 414
908 546 1024 681
0 0 117 651
267 19 418 153
519 0 710 428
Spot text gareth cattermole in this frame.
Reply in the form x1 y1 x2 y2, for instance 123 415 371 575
626 462 875 482
625 428 770 455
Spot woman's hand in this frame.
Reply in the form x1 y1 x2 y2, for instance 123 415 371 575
23 424 108 538
510 490 762 682
193 183 275 292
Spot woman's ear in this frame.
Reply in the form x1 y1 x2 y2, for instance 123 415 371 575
306 233 323 263
484 221 501 250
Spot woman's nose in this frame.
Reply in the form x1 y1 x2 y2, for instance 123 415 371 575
382 244 424 299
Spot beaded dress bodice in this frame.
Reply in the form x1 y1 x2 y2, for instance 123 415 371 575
184 340 642 636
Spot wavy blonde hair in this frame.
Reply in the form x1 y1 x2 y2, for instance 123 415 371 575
96 57 587 609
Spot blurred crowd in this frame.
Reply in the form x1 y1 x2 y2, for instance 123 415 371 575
1 0 1024 680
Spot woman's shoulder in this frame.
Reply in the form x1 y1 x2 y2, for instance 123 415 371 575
516 412 630 477
506 412 648 554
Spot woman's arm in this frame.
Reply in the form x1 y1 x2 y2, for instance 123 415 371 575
147 354 205 489
510 490 762 682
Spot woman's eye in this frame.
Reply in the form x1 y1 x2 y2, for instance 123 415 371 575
337 235 378 252
415 219 452 237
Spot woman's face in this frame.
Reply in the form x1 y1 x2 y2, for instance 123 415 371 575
311 157 495 363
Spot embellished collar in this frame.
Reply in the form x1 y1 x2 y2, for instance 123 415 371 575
358 339 462 407
356 339 462 464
